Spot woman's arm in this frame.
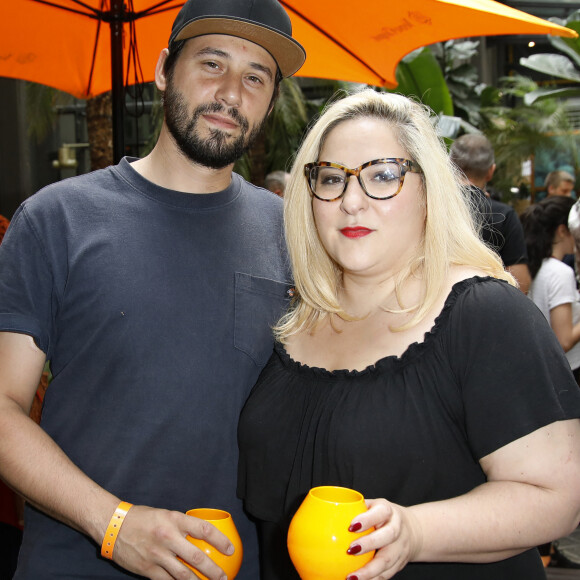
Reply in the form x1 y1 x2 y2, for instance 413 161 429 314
550 302 580 352
347 419 580 580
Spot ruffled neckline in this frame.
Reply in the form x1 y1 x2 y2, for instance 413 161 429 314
275 276 498 378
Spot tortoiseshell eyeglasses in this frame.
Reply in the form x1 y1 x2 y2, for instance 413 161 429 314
304 158 421 201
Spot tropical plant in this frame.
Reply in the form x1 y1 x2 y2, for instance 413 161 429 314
519 9 580 104
479 75 574 198
431 39 484 128
389 45 454 117
236 77 312 184
385 40 485 138
25 82 74 144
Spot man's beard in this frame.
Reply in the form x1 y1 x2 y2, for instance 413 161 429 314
163 82 267 170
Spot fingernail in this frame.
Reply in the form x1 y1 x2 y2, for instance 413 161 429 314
347 576 359 580
347 544 362 555
348 522 362 532
226 544 235 555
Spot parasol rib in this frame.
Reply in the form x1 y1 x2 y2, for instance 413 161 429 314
31 0 99 19
86 12 102 96
30 0 182 22
133 1 184 19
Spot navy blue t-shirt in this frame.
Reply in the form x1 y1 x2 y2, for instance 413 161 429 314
0 158 291 579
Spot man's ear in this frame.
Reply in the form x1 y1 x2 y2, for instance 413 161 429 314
267 97 277 117
266 80 281 116
155 48 170 92
485 163 496 183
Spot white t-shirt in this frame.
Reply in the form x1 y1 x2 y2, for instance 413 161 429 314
529 257 580 371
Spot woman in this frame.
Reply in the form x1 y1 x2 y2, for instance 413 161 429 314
237 90 580 580
521 196 580 383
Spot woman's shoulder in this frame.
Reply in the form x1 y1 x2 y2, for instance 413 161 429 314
445 265 489 290
441 271 534 330
539 257 575 277
534 258 576 295
440 266 515 305
430 274 556 379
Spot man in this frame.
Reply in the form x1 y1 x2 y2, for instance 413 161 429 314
264 170 290 197
450 134 531 294
545 170 576 198
0 0 305 578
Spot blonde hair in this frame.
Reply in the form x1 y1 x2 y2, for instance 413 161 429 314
275 89 514 342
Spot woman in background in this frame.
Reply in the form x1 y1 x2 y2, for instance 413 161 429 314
521 196 580 383
238 90 580 580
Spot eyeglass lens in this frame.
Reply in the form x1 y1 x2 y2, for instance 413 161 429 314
310 162 402 200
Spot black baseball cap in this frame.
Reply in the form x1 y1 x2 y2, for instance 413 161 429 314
169 0 306 78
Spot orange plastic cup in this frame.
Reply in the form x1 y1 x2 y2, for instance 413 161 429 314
181 508 243 580
287 486 375 580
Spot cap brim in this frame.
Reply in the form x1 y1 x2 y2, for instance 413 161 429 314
172 17 306 78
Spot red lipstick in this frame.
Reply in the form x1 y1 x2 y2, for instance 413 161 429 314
340 227 373 239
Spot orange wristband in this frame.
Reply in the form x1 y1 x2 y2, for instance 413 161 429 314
101 501 133 559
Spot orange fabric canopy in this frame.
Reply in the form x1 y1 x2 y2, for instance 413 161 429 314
0 0 577 99
286 0 579 88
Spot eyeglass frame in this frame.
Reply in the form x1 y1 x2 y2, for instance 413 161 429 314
304 158 422 202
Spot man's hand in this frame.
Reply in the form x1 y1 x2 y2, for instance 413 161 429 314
112 505 235 580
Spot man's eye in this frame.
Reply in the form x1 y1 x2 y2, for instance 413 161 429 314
247 75 263 85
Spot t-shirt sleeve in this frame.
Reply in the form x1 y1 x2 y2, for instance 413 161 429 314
446 278 580 460
547 262 577 311
0 204 55 354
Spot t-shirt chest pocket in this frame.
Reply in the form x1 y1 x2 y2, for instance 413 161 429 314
234 272 292 366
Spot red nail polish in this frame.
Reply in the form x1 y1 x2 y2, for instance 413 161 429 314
347 576 359 580
349 522 362 532
347 544 362 555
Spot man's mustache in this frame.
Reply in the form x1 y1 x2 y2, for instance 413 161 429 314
193 102 250 132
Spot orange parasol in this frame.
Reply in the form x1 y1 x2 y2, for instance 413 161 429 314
285 0 578 88
0 0 576 160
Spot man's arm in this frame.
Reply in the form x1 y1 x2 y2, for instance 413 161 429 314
506 263 531 295
495 205 531 294
0 332 118 535
0 331 232 579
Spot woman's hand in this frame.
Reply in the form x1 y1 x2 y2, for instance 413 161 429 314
345 498 423 580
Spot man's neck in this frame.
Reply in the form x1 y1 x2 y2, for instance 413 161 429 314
131 128 234 194
461 176 486 190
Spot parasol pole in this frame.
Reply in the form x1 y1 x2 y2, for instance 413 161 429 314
109 0 125 164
